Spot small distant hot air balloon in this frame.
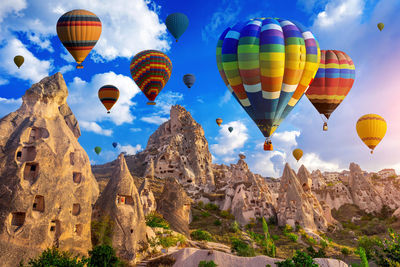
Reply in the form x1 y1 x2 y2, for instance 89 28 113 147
14 55 24 68
166 13 189 42
56 9 102 69
130 50 172 105
94 146 102 155
112 142 118 148
98 85 119 114
305 50 355 131
228 126 233 133
356 114 387 154
183 74 195 89
377 23 384 31
292 149 303 162
216 118 222 126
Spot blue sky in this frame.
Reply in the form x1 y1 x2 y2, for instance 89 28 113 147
1 0 400 177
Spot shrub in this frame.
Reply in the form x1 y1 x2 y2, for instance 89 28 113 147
286 233 298 242
145 212 170 229
26 247 87 267
197 201 204 209
373 228 400 266
201 211 211 217
220 210 234 219
245 218 256 230
231 237 255 257
320 239 328 249
276 250 318 267
91 215 114 246
230 221 240 233
191 229 212 241
214 219 222 226
198 260 218 267
283 224 293 233
306 246 326 258
341 247 350 255
271 235 280 241
357 235 380 260
192 215 200 221
355 247 369 267
88 245 120 267
205 203 219 211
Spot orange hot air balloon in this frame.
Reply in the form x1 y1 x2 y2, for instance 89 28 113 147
56 9 102 69
98 85 119 114
356 114 387 154
216 118 222 126
292 149 303 162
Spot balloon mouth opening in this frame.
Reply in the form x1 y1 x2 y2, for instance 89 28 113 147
76 64 83 69
147 101 156 105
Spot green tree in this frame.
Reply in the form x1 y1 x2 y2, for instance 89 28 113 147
198 260 218 267
374 228 400 266
276 250 318 267
26 247 87 267
87 245 120 267
356 247 369 267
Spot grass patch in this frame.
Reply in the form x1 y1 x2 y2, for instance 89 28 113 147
191 229 213 241
145 211 170 229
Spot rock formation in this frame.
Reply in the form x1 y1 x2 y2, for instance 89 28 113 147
0 73 99 265
157 177 192 236
138 178 157 216
276 164 329 231
92 153 147 264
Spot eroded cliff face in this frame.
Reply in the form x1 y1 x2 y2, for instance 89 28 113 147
0 73 99 265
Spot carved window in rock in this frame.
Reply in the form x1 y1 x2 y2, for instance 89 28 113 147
73 172 82 184
72 204 80 216
11 212 25 226
116 195 134 205
23 163 39 184
74 224 82 236
16 151 22 160
70 152 75 166
50 220 61 237
33 195 45 212
19 147 37 162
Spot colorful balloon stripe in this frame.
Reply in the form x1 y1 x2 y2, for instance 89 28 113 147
98 85 119 112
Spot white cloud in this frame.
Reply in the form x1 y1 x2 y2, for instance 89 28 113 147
219 90 232 106
211 121 248 160
273 131 301 150
0 78 8 85
0 39 52 83
118 144 142 155
59 65 73 74
130 127 142 132
27 33 54 52
313 0 364 28
301 153 341 172
67 71 139 126
0 97 22 117
248 150 286 178
0 0 26 23
141 115 168 125
60 51 75 63
79 121 113 136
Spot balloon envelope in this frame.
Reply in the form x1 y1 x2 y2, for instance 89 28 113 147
292 148 303 161
98 85 119 113
305 50 355 121
228 126 233 133
377 23 384 31
56 9 102 69
112 142 118 148
166 13 189 41
14 55 24 68
183 74 195 88
94 146 102 155
216 18 320 141
130 50 172 105
216 118 222 126
356 114 387 154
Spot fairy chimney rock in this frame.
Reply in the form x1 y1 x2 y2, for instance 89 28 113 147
138 178 157 216
93 153 147 264
0 73 99 265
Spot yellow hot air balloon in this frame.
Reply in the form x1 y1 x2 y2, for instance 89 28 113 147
14 55 24 68
292 149 303 162
356 114 387 154
377 22 384 31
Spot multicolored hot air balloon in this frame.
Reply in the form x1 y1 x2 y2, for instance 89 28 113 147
130 50 172 105
112 142 118 148
306 50 355 131
94 146 102 155
183 74 195 89
14 55 24 68
292 148 303 162
56 9 102 69
216 118 222 126
228 126 233 133
216 18 320 150
377 22 384 31
98 85 119 114
356 114 387 154
166 13 189 42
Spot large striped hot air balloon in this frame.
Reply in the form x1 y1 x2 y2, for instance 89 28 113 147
56 9 102 69
305 50 355 131
98 85 119 114
216 18 320 150
130 50 172 105
356 114 387 154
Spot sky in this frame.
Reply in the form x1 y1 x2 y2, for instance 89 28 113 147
0 0 400 178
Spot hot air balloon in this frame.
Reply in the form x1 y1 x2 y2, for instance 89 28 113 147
94 146 102 155
56 9 102 69
228 126 233 133
112 142 118 148
14 55 24 68
292 148 303 162
216 18 320 151
166 13 189 42
305 50 355 131
183 74 195 89
356 114 387 154
130 50 172 105
216 118 222 126
377 23 384 31
98 85 119 114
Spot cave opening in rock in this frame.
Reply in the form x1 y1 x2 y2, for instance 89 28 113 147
11 212 25 226
33 195 45 212
73 172 82 184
